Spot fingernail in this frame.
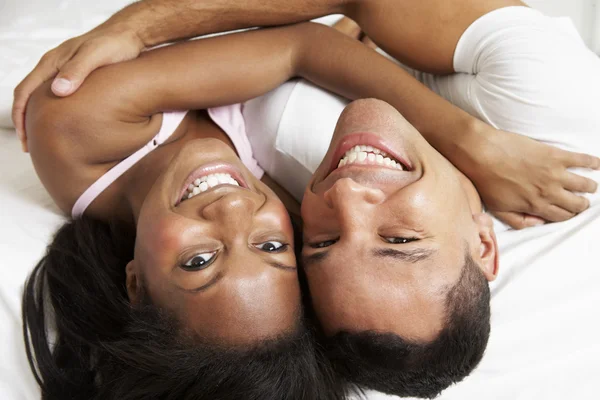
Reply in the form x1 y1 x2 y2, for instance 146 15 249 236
52 78 72 94
532 220 545 226
21 141 28 153
16 128 23 141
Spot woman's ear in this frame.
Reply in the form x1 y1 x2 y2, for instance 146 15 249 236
473 213 499 281
126 260 140 304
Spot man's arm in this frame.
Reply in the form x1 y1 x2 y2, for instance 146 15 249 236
129 0 349 47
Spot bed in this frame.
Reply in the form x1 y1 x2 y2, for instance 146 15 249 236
1 1 599 399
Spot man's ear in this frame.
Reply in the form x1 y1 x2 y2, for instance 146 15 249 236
126 260 140 304
473 213 499 281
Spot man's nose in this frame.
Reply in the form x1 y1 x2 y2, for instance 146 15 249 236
324 178 385 209
201 191 265 224
322 178 384 231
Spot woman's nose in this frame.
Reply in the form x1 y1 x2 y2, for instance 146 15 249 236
201 191 265 222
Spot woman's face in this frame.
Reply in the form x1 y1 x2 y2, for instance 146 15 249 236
129 138 300 345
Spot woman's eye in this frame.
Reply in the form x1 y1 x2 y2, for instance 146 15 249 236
311 239 337 249
255 241 287 253
385 237 418 244
181 252 216 271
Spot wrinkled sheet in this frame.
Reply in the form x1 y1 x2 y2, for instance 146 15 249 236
1 2 598 400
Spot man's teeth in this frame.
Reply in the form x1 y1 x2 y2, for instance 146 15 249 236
337 145 405 170
182 173 240 201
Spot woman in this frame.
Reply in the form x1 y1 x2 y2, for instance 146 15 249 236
22 23 353 400
20 9 599 400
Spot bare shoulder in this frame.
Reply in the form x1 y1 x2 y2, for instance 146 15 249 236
25 80 160 214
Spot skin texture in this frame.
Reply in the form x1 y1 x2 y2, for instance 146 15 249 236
126 139 300 344
15 0 600 229
301 98 498 339
19 1 600 343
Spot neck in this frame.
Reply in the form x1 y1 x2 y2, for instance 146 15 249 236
122 111 238 223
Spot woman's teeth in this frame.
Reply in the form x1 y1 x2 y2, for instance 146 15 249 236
182 173 240 202
337 145 405 170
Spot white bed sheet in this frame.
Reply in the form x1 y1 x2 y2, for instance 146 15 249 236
1 2 599 400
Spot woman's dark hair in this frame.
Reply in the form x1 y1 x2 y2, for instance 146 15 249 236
23 217 343 400
324 253 491 399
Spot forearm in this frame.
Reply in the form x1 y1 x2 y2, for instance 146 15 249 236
102 0 349 48
295 24 483 163
104 24 314 115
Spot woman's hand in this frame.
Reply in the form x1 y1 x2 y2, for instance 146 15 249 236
12 24 145 152
462 126 600 229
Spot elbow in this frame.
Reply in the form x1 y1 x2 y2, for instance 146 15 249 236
26 81 77 157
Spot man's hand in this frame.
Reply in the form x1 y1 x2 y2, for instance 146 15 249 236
463 127 600 229
12 25 144 151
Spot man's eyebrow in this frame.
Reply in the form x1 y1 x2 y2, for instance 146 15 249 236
302 250 330 269
371 247 436 263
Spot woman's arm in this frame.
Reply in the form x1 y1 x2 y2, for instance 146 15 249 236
293 23 478 163
26 23 478 164
25 24 307 165
294 23 600 226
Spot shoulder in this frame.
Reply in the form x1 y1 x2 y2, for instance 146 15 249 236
25 81 160 214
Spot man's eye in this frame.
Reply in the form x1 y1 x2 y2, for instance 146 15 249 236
255 241 287 253
181 252 217 271
311 239 337 249
384 237 418 244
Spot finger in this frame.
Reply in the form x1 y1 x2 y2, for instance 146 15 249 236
551 190 590 215
563 150 600 170
12 57 60 143
51 43 107 97
492 211 545 230
539 204 576 223
332 17 362 39
562 171 598 194
361 35 378 49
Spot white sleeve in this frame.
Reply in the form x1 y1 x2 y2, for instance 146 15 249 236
396 6 600 156
452 6 600 154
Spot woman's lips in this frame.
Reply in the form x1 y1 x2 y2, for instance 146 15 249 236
176 163 248 206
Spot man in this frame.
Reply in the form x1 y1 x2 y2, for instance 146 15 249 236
298 3 600 398
13 0 600 398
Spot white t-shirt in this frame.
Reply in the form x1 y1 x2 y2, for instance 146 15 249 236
243 6 600 399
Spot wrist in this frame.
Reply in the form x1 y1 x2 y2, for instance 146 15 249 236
444 115 489 173
291 22 326 77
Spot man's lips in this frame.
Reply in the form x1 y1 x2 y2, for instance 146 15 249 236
326 132 413 179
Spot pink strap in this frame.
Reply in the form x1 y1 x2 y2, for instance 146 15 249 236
208 104 264 179
71 111 188 218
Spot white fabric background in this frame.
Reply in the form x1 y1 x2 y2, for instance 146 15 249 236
1 1 599 400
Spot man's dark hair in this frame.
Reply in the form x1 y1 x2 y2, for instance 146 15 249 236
23 217 344 400
324 254 491 399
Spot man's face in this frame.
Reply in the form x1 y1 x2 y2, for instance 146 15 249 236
301 99 498 341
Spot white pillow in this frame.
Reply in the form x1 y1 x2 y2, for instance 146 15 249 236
0 0 132 127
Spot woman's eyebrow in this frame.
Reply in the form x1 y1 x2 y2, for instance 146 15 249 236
180 272 224 293
371 248 436 264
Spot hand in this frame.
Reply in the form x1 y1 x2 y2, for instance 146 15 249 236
12 25 144 152
463 127 600 229
331 17 376 49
